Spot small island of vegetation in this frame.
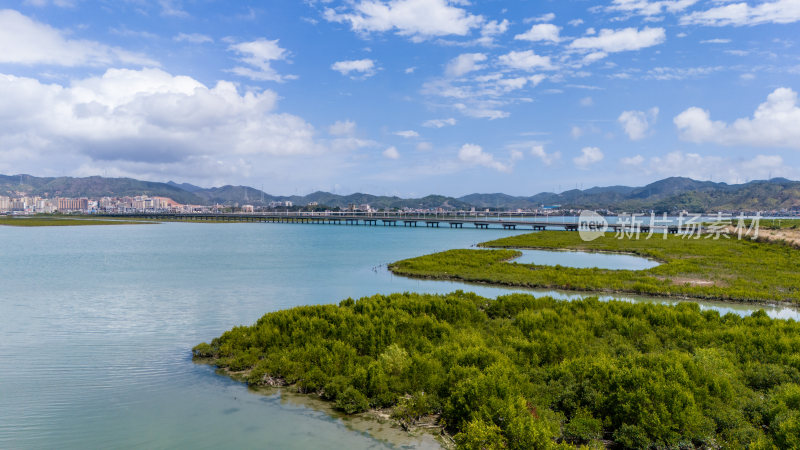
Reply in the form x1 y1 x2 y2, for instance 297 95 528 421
195 291 800 448
389 231 800 305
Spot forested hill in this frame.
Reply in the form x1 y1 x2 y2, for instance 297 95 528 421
0 174 204 205
2 174 799 212
464 177 800 212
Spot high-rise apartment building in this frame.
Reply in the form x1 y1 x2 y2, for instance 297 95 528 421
57 198 89 211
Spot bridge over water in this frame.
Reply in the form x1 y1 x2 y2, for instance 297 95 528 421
99 212 684 233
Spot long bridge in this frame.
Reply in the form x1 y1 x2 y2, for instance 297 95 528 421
98 212 684 233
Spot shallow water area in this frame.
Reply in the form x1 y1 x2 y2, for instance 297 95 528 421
510 248 660 270
246 385 443 449
1 222 796 449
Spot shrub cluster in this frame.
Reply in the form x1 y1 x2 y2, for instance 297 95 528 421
195 292 800 448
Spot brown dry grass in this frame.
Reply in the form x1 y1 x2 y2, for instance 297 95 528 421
724 226 800 247
756 228 800 246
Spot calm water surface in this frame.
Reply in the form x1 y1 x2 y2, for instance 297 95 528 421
1 223 797 449
512 249 660 270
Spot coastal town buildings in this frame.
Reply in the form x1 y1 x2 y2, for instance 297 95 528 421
0 194 202 214
0 195 57 213
1 193 798 217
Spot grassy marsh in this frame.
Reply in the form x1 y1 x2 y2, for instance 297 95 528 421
388 231 800 305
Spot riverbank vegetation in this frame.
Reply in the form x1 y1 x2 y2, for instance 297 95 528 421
389 231 800 305
195 291 800 448
761 219 800 230
0 216 147 226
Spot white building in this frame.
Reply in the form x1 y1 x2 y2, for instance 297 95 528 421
10 199 27 211
0 196 10 212
269 201 293 208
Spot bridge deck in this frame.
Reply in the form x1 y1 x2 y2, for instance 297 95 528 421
97 213 683 233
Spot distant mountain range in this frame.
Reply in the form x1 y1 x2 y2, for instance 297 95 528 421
2 174 799 213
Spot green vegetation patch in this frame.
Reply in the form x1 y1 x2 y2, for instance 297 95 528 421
389 231 800 304
195 292 800 448
0 216 147 226
757 218 800 230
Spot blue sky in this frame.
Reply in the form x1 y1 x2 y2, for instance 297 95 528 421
0 0 798 196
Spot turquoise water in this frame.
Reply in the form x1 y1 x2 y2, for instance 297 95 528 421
1 223 797 449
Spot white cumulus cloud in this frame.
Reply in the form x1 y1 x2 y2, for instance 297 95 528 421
498 50 554 71
700 38 731 44
573 147 604 168
423 118 457 128
607 0 700 17
743 154 783 172
445 53 487 77
383 146 400 159
680 0 800 26
329 120 357 136
228 39 295 82
635 151 793 182
582 52 609 65
0 68 325 183
480 19 509 40
514 24 561 43
458 143 511 172
618 107 659 140
323 0 483 41
531 145 561 165
674 87 800 149
569 27 666 53
394 130 419 138
331 58 377 78
528 13 556 23
0 9 156 67
326 120 377 151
